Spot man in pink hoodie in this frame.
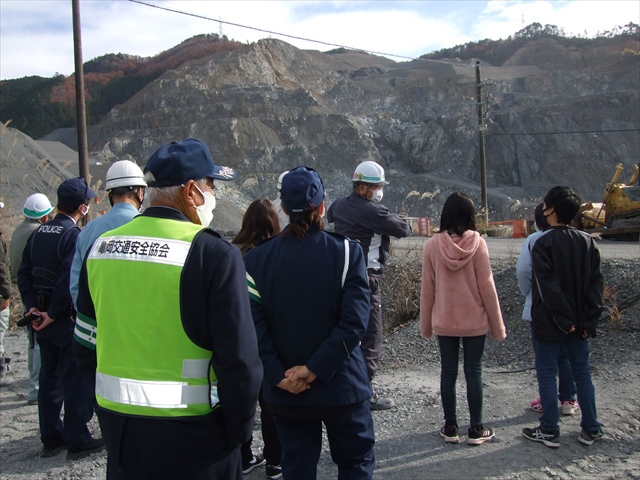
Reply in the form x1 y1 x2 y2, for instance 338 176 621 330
420 192 506 445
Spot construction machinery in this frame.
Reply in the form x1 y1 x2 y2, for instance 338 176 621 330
578 163 640 239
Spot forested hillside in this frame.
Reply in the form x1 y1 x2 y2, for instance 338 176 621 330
0 33 243 139
422 22 639 65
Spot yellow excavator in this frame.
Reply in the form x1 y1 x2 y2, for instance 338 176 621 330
578 163 640 239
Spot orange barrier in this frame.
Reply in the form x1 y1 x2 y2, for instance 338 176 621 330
489 219 528 238
513 220 526 238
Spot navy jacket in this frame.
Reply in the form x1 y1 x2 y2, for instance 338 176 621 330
17 213 79 323
73 207 262 465
245 227 372 408
531 226 604 341
327 192 411 272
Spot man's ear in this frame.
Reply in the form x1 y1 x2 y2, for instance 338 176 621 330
183 180 198 206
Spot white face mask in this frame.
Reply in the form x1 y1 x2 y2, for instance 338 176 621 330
370 189 383 203
80 204 90 216
194 184 216 227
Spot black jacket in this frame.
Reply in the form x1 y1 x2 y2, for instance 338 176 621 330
17 213 79 321
531 226 604 341
326 192 411 272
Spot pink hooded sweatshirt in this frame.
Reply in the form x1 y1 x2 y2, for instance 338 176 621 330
420 230 506 340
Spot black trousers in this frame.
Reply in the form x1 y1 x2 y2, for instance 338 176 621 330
272 400 375 480
98 408 242 480
37 321 94 448
241 386 282 466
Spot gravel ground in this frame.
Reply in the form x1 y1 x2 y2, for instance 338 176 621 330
1 249 639 479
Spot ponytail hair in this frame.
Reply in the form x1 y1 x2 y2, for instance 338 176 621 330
282 206 325 238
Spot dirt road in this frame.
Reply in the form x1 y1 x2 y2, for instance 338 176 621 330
1 253 638 479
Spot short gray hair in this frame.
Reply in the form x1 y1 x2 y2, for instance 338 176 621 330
144 174 208 205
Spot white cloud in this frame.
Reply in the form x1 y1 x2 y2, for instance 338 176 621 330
1 0 638 80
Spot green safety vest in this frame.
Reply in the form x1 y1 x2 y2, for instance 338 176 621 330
85 216 218 417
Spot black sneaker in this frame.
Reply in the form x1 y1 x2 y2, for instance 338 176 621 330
266 464 283 479
41 438 68 458
66 437 105 461
242 454 266 475
440 424 459 443
522 425 560 448
578 427 604 446
467 425 495 445
370 392 395 411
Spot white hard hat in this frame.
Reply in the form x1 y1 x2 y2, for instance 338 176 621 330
277 171 290 191
352 161 389 185
23 193 53 219
105 160 147 191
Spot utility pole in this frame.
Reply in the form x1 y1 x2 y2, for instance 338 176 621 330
475 61 489 228
72 0 89 184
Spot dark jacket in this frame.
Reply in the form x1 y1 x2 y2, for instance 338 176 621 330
531 226 604 341
17 214 79 322
73 207 262 468
326 192 411 272
245 227 372 409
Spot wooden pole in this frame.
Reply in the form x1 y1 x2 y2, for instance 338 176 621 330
475 61 489 227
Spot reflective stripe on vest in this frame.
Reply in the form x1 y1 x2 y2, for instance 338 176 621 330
96 359 219 409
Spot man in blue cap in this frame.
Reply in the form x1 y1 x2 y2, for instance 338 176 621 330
245 166 375 479
73 138 262 479
18 177 105 460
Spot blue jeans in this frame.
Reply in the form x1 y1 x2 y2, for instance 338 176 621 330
530 323 576 402
535 337 600 433
437 335 486 427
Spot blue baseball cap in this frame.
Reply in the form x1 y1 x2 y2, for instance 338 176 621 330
280 166 325 214
57 177 96 211
144 138 236 187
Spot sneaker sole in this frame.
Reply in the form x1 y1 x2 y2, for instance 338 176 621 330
440 431 460 443
467 434 495 446
578 434 602 446
522 432 560 448
242 459 266 475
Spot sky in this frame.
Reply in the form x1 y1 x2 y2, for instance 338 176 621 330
1 0 638 80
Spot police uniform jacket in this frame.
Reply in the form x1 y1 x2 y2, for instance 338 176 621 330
245 226 372 409
73 206 262 466
327 192 411 272
17 213 79 325
531 226 604 341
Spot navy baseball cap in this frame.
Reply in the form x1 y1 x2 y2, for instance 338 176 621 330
280 166 325 214
144 138 236 187
57 177 96 211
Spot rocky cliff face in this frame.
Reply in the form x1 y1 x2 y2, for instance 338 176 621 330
85 37 640 227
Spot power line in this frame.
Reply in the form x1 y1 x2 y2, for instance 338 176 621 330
128 0 463 66
486 128 640 141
